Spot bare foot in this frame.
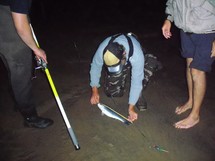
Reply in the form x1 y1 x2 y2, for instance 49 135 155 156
175 103 192 115
174 116 200 129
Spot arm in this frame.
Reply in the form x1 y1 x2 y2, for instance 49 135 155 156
129 45 144 106
89 39 110 104
90 87 100 104
128 104 137 122
89 55 103 105
11 12 47 63
162 19 172 39
165 0 174 22
162 0 173 39
128 40 144 121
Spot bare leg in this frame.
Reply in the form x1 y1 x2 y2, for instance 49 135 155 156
175 68 206 129
175 58 193 114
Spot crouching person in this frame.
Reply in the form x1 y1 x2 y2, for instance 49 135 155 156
89 33 147 122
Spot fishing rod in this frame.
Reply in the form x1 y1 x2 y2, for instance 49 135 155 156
110 97 169 153
30 24 80 150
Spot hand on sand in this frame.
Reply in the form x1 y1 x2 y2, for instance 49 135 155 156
128 110 138 122
174 116 200 129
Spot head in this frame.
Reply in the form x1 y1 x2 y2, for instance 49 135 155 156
103 42 125 74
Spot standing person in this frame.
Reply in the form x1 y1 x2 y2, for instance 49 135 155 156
0 0 53 128
162 0 215 129
90 33 147 122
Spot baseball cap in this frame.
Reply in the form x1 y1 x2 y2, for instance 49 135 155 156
103 42 125 73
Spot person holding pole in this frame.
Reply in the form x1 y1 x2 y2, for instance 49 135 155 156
0 0 53 128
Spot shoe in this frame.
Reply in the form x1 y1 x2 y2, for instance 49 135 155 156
24 116 54 129
136 96 147 111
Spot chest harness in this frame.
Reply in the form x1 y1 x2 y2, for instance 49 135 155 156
103 33 134 97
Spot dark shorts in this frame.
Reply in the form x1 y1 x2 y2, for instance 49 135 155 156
180 30 215 72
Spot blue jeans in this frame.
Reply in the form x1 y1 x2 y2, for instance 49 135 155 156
0 5 37 117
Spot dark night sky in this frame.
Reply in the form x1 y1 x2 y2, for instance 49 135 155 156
31 0 167 26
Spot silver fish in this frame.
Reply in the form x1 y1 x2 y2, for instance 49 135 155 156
97 103 132 125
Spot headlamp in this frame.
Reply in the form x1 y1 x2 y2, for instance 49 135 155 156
107 62 123 74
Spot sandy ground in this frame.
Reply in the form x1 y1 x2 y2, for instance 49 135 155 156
1 1 215 161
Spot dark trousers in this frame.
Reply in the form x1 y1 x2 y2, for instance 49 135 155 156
0 5 37 118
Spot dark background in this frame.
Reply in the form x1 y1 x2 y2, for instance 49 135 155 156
1 1 215 161
31 0 167 24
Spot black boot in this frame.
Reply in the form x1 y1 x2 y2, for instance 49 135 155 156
22 109 53 129
24 116 54 129
136 95 147 111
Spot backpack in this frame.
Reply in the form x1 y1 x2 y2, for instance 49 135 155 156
103 33 134 97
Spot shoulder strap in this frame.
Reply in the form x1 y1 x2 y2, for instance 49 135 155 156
123 34 133 65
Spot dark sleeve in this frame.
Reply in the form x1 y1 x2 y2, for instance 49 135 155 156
10 0 32 14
